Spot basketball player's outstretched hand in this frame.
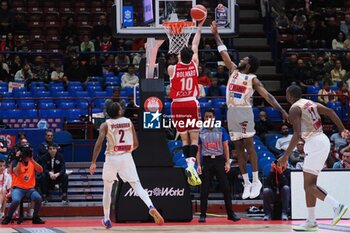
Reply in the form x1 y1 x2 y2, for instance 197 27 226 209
89 163 96 175
198 15 207 27
210 21 218 34
341 129 350 138
277 155 288 171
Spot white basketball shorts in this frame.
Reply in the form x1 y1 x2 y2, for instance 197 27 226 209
227 107 255 141
303 133 330 176
102 153 140 183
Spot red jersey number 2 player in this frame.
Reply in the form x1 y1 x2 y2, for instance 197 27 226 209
167 16 207 186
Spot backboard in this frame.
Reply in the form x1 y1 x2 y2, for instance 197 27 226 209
112 0 239 38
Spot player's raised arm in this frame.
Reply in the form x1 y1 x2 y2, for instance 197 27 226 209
90 122 107 175
316 103 349 137
191 16 206 66
210 21 236 73
253 78 289 121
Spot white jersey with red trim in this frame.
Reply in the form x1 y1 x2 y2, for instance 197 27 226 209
291 98 323 140
226 70 255 107
105 117 133 156
169 60 199 100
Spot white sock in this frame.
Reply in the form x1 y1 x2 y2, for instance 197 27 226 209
324 194 340 209
186 157 196 168
129 181 153 208
242 173 250 185
252 171 259 183
103 180 114 221
307 207 316 222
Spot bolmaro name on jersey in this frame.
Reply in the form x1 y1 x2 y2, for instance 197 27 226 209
176 70 196 78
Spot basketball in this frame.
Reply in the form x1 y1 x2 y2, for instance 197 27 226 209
190 4 207 21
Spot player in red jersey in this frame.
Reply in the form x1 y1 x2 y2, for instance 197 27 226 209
167 16 206 186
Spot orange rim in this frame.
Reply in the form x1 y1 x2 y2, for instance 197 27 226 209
163 21 195 35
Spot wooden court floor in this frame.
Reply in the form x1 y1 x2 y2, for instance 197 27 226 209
0 217 349 233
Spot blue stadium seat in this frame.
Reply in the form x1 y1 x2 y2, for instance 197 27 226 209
52 91 70 98
66 109 87 121
211 99 225 108
57 101 75 109
254 144 268 152
93 99 105 108
87 85 102 93
258 157 274 170
34 91 50 98
168 140 182 154
30 86 45 93
68 81 83 87
75 91 91 100
104 72 115 78
257 151 276 160
54 131 73 146
39 109 64 118
246 163 253 179
22 109 38 118
8 109 23 119
2 92 13 98
330 85 338 92
253 107 260 122
0 102 16 109
92 108 103 114
265 107 282 122
68 85 83 93
213 108 223 120
265 133 282 148
86 81 100 87
200 102 212 117
263 163 272 177
93 91 108 97
16 91 31 98
306 86 320 102
49 86 64 92
75 100 89 109
39 101 55 109
164 101 171 116
219 85 226 96
18 101 36 109
0 82 7 88
0 86 8 92
203 86 209 96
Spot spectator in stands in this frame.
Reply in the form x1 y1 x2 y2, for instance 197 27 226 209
342 53 350 71
16 38 29 53
0 54 9 82
121 65 138 88
289 139 305 168
331 60 346 82
336 81 350 105
99 34 113 53
104 88 126 118
0 137 7 161
272 124 292 157
65 56 88 83
325 17 340 47
291 10 307 34
333 149 350 169
294 59 312 87
131 48 145 69
115 50 130 73
196 109 240 223
91 14 112 45
13 13 28 35
38 130 55 163
340 14 350 36
0 32 15 51
214 65 228 86
80 34 95 52
60 17 79 46
207 77 221 97
311 56 326 79
344 34 350 49
318 79 338 105
9 55 22 78
86 56 103 78
31 55 49 82
14 63 33 82
197 65 211 86
2 144 45 225
305 19 326 48
124 97 139 130
41 144 69 204
0 158 11 218
324 53 337 74
201 43 216 63
263 164 290 221
255 110 273 141
65 37 80 55
285 54 298 85
275 11 290 33
0 1 14 35
330 130 347 152
339 135 350 155
332 31 345 50
51 64 68 85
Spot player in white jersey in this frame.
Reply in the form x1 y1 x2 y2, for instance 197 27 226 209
0 159 11 218
89 102 164 229
211 21 288 199
278 85 349 231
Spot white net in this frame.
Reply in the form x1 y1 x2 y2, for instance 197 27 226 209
163 22 195 54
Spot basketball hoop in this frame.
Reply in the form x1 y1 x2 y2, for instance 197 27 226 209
163 21 195 54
